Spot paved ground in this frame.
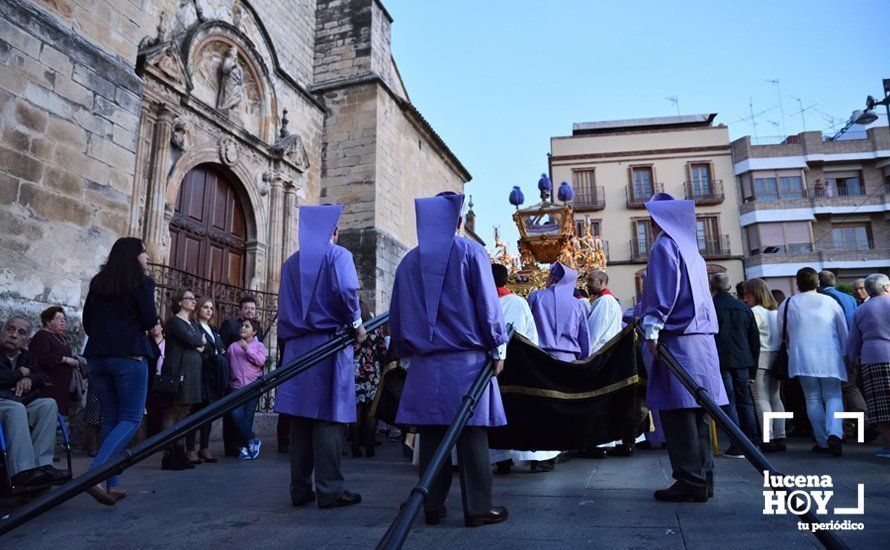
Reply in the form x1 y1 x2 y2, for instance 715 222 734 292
2 434 887 549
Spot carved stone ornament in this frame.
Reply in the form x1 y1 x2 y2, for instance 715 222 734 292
157 46 185 86
171 117 189 150
192 40 262 135
272 110 309 171
218 136 239 166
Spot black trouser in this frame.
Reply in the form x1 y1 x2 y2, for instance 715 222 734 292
419 426 492 517
289 416 345 506
660 408 712 496
186 402 211 451
349 402 376 448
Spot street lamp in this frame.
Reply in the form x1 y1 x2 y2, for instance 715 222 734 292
853 78 890 127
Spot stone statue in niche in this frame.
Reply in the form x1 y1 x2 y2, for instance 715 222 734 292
217 46 243 116
232 2 245 29
171 117 189 150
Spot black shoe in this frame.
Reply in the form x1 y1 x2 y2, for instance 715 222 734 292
635 441 654 450
811 444 830 454
723 445 745 459
292 491 317 507
424 506 447 525
607 444 633 457
760 441 780 454
365 446 375 458
466 506 508 527
319 491 362 509
578 447 607 459
402 443 413 460
351 445 363 458
38 465 71 485
827 435 843 457
653 482 707 503
530 459 555 473
495 459 513 475
11 468 51 488
773 438 787 452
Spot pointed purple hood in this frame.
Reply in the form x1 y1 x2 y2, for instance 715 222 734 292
548 262 580 334
643 193 716 333
644 193 697 255
415 194 463 340
298 204 343 319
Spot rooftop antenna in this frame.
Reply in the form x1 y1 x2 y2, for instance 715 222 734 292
748 97 759 141
665 95 680 116
767 120 781 133
790 95 817 132
766 79 786 136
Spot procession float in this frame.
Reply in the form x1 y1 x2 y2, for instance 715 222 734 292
492 174 607 296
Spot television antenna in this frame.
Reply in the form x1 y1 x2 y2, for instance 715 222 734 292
665 95 680 116
766 79 786 136
790 95 817 132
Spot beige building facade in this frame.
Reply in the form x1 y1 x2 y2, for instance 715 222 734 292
550 114 745 304
0 0 470 335
731 128 890 296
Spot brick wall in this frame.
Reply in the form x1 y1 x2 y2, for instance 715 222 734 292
0 0 143 325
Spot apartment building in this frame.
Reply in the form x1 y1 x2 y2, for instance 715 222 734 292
549 114 745 303
731 127 890 296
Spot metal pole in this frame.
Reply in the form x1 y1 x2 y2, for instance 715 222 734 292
640 329 850 550
376 329 513 550
0 313 389 536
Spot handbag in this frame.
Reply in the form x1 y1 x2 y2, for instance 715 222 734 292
772 297 792 381
153 371 183 395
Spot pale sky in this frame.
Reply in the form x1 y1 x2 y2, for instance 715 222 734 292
385 0 889 252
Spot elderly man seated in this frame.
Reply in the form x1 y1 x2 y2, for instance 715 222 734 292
1 316 70 488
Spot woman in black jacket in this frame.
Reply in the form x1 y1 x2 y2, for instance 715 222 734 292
82 237 158 505
185 296 228 464
160 288 205 470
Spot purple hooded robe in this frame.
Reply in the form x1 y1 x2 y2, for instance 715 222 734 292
527 263 591 361
391 194 509 427
640 193 728 410
274 205 362 423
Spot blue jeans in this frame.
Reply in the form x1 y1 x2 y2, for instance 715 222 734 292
231 397 259 447
86 357 148 488
720 368 759 444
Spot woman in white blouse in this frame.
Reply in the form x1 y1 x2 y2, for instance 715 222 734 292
743 278 785 453
776 268 849 456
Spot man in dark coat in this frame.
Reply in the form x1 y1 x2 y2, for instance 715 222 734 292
710 273 760 458
0 316 69 488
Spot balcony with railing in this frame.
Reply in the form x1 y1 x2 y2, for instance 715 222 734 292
810 184 866 198
570 186 605 210
684 180 724 205
697 235 731 258
629 238 650 262
626 182 664 208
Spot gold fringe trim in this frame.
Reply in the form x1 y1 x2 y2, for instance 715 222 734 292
499 374 644 401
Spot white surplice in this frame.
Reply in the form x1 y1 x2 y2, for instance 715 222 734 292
587 293 622 354
490 292 560 464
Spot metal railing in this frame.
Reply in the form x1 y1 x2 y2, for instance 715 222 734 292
820 239 875 252
626 182 664 207
684 180 724 203
630 238 650 261
749 242 814 255
571 186 605 210
810 185 866 198
697 235 731 257
148 263 278 334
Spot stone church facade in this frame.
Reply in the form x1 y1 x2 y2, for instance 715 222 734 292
0 0 471 333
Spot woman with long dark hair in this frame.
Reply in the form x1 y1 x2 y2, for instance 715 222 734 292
185 296 227 464
160 288 205 470
82 237 157 505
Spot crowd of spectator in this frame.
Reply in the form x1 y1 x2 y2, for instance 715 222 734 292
709 268 890 460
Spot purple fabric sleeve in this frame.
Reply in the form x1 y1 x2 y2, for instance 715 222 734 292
468 245 508 350
642 238 681 326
